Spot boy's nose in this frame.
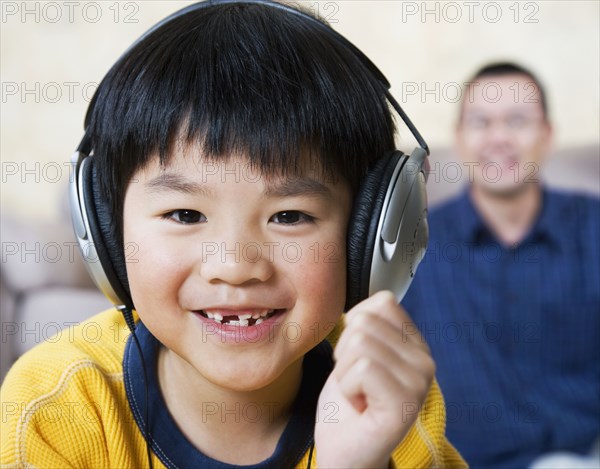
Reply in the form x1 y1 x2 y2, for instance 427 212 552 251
199 239 275 286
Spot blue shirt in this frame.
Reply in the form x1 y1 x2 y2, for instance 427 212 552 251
402 188 600 468
124 321 333 469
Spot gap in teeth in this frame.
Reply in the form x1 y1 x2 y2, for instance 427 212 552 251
201 309 276 325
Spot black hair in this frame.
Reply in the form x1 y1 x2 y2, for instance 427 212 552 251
462 61 549 120
84 2 396 245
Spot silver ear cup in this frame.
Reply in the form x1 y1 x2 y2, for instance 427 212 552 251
368 147 429 302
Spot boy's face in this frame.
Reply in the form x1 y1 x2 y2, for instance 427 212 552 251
123 146 352 391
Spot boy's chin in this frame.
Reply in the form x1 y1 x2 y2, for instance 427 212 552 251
209 374 279 393
184 349 304 394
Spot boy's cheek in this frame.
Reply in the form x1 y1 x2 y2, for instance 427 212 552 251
124 237 187 308
302 250 347 319
301 239 345 266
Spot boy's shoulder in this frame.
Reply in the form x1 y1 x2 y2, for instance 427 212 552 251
1 308 135 466
1 307 131 406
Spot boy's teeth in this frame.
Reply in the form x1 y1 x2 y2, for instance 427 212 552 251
228 319 249 327
201 309 276 325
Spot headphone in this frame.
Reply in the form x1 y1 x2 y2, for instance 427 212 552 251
69 0 430 319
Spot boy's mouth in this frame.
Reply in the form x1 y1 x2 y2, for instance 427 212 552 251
198 309 279 326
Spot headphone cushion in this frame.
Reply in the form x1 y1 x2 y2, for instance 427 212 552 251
346 151 402 311
82 159 133 308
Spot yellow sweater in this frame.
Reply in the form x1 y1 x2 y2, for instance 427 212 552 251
1 309 466 468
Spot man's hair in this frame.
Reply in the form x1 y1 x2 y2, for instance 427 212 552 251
84 3 396 244
462 61 548 120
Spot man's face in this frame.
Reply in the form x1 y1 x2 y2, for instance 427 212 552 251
123 147 351 392
456 74 552 194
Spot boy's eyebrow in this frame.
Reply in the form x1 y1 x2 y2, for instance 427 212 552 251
144 173 213 196
263 177 332 198
144 172 331 198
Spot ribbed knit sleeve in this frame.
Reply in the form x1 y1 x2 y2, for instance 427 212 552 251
389 379 467 468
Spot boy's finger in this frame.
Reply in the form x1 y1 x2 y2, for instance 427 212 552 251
338 311 430 361
337 357 413 425
343 297 430 351
333 329 434 390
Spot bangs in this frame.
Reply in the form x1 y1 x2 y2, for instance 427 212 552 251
85 2 396 235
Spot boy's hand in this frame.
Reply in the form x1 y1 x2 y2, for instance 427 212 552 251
315 291 435 468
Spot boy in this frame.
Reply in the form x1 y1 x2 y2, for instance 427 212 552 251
1 2 465 467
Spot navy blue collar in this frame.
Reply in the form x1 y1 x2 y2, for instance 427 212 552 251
124 322 333 469
453 186 568 250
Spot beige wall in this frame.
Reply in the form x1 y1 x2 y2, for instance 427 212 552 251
1 0 599 221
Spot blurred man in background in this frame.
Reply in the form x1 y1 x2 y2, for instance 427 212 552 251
403 62 600 467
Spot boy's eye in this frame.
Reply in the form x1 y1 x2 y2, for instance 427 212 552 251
164 210 207 224
270 211 313 225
